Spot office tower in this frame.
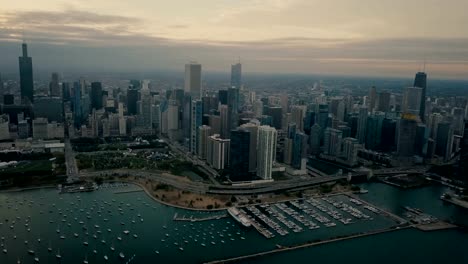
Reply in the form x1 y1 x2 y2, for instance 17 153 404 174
381 118 397 152
197 125 212 159
182 94 192 139
435 122 453 160
402 87 422 116
283 138 293 165
324 128 342 156
185 63 202 99
219 105 229 138
49 72 61 97
90 82 103 110
259 115 273 126
151 104 160 132
397 115 418 157
73 81 82 128
0 115 10 140
309 123 322 155
452 108 465 136
139 85 152 128
218 90 228 105
19 43 34 103
415 124 427 156
240 123 259 172
377 91 391 112
207 134 230 170
34 97 63 122
413 72 427 122
62 82 71 101
304 111 316 135
127 87 139 115
365 112 384 150
32 118 48 139
428 113 443 139
292 132 308 169
266 106 282 130
254 100 263 118
317 104 329 131
209 114 221 135
190 100 203 153
257 126 277 180
227 87 239 132
368 86 377 112
356 107 368 144
229 128 251 181
342 138 360 166
167 100 179 131
287 123 297 140
230 62 242 88
291 105 307 132
280 94 289 114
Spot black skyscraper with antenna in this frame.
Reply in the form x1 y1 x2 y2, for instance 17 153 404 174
413 71 427 122
19 43 34 103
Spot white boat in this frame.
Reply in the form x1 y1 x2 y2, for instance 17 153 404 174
227 208 251 228
119 252 125 259
104 255 108 261
56 249 61 259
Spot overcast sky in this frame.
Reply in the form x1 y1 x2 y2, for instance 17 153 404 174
1 0 468 78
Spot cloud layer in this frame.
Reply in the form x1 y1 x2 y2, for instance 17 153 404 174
1 3 468 78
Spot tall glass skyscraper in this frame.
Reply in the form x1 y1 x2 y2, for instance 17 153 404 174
229 128 251 181
230 62 242 89
413 72 427 122
19 43 34 103
185 63 202 99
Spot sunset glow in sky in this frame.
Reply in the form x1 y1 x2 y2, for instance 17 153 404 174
1 0 468 78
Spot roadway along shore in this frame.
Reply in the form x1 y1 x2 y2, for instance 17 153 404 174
79 169 346 195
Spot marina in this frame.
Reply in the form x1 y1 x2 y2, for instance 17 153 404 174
228 194 392 239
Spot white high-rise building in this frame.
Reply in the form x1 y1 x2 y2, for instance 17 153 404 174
342 137 360 166
324 127 342 156
257 126 277 180
185 63 202 99
207 134 230 170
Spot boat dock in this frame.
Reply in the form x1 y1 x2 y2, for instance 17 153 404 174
172 213 228 222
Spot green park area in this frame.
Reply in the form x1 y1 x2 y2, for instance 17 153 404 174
76 152 208 180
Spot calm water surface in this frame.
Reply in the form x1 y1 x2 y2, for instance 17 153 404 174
0 182 466 264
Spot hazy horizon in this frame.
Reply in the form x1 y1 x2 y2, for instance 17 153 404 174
1 0 468 79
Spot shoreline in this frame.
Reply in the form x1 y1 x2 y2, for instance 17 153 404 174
119 179 228 212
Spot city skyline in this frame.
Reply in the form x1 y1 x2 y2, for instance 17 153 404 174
1 1 468 78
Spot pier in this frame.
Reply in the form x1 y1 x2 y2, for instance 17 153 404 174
172 213 228 222
205 226 410 264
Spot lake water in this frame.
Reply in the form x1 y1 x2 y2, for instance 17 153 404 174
0 182 467 264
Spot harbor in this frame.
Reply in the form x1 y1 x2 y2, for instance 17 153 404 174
0 182 467 264
228 194 403 239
